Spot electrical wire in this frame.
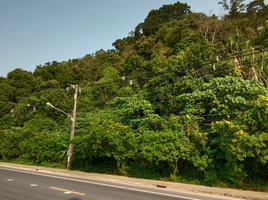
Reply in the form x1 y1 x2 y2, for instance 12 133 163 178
77 111 245 120
101 47 268 83
2 51 268 122
83 53 268 88
0 100 45 108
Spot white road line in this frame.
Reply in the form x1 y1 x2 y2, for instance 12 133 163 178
7 179 13 181
64 192 72 194
31 184 37 187
0 166 199 200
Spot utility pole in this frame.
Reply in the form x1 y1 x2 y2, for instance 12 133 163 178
67 84 78 170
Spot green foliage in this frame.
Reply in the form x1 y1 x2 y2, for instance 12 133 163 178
108 95 161 131
34 62 77 87
0 127 33 161
1 0 268 192
7 69 36 101
139 127 207 175
19 132 69 164
141 1 191 36
73 120 137 175
219 0 246 18
23 117 59 133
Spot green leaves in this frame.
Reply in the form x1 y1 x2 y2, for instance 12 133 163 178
218 0 246 18
19 132 69 164
73 120 137 174
108 95 161 131
139 128 207 174
141 1 191 36
0 0 268 191
7 69 35 102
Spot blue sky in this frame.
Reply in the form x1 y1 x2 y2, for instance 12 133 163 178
0 0 254 77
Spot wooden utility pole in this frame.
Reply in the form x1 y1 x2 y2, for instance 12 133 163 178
67 84 78 170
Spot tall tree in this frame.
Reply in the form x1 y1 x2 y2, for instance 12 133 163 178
246 0 265 15
141 1 191 36
219 0 246 18
7 69 35 101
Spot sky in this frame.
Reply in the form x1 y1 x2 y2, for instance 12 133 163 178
0 0 255 77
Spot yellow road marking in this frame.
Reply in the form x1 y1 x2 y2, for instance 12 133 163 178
49 187 85 195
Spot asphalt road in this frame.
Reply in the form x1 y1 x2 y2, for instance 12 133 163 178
0 166 240 200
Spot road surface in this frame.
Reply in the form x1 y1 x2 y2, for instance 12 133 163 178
0 166 240 200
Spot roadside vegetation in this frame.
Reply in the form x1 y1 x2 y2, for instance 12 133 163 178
1 0 268 191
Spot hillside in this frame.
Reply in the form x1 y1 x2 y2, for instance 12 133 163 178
1 0 268 191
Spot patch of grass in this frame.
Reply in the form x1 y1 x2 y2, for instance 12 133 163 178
39 161 66 169
0 159 66 169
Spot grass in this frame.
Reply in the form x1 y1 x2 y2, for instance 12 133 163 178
0 159 66 169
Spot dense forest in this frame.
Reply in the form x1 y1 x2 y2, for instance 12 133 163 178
1 0 268 191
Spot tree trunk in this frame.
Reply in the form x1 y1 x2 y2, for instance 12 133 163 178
212 27 219 44
248 46 259 80
234 55 245 78
173 160 178 175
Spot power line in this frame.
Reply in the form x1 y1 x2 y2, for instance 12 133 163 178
77 109 245 119
83 53 268 88
2 78 267 112
76 111 246 128
1 53 268 120
0 100 45 108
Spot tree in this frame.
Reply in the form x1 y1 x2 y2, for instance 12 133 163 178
141 1 191 36
219 0 246 18
223 29 260 80
7 69 35 102
140 127 207 176
136 36 156 60
246 0 265 15
73 120 137 174
34 62 77 87
108 95 161 131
